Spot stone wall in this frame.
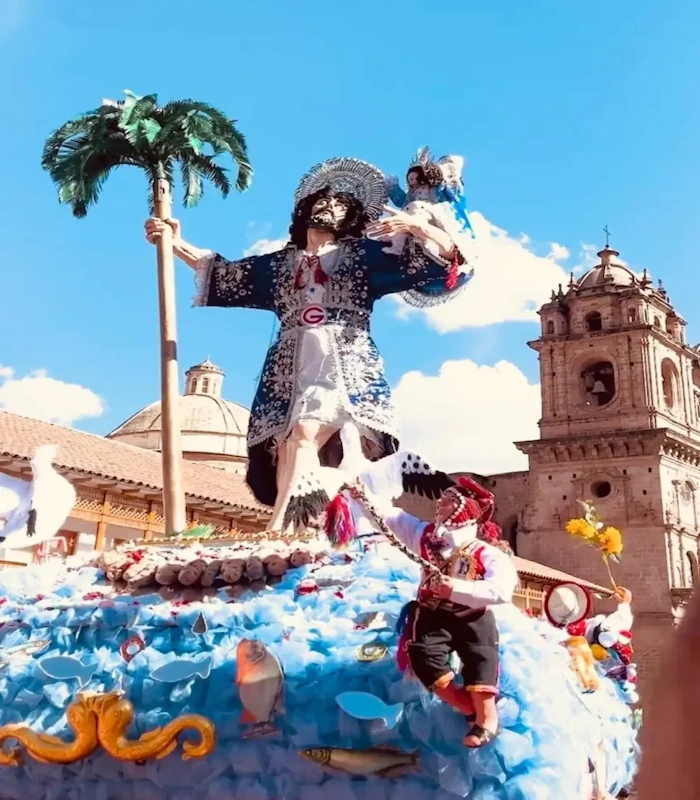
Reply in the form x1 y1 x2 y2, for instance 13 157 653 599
483 471 530 553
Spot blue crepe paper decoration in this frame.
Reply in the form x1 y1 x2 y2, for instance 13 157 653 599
0 550 639 799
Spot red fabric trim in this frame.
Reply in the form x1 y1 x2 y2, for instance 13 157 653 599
294 255 328 290
612 641 634 665
445 248 459 290
419 523 434 562
471 544 486 578
566 620 587 637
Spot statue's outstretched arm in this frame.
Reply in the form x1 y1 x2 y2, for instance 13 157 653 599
366 206 456 261
144 217 279 311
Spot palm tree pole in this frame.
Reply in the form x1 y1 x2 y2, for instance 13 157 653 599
42 91 251 534
153 174 185 533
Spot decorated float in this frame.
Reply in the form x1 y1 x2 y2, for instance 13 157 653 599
0 125 639 798
0 454 640 800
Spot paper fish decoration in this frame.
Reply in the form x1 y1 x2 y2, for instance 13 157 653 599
335 691 403 729
235 639 284 738
356 641 387 662
150 655 212 683
192 614 208 635
354 611 391 630
300 746 419 778
315 576 356 590
119 635 146 664
0 639 49 666
38 655 97 686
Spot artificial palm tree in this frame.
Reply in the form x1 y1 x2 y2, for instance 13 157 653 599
42 90 252 534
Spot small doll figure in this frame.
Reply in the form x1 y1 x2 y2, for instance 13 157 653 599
546 582 639 705
383 148 475 270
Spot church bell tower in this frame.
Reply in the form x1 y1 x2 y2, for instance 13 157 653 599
515 241 700 681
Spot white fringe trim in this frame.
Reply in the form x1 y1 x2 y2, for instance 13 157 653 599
191 251 216 307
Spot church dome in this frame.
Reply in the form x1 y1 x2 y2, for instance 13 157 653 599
107 358 250 473
577 246 638 289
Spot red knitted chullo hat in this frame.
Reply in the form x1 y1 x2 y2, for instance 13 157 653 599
442 476 506 548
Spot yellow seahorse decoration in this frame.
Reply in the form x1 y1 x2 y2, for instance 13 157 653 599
0 692 101 766
91 692 216 761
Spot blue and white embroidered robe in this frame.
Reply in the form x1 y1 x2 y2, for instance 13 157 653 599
193 237 465 456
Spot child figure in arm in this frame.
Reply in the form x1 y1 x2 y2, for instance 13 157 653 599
377 477 517 747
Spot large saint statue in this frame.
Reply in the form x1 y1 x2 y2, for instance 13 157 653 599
145 157 472 532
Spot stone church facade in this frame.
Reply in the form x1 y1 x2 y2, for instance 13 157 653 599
487 244 700 686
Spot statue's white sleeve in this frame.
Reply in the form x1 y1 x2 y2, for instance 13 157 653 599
191 250 216 306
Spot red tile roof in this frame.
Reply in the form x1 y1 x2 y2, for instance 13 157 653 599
0 411 267 515
515 555 614 596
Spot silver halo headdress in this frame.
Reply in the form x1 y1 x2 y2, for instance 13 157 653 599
294 157 388 222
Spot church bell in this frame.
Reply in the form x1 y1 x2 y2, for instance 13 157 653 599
591 380 607 394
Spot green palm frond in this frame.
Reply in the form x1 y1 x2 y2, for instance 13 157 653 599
179 160 204 208
42 90 252 218
164 524 214 540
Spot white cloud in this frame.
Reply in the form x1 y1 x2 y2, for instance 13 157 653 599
0 368 105 426
549 242 570 261
394 212 598 332
393 358 540 475
243 238 288 257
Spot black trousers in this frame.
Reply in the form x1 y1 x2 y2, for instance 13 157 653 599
406 604 499 693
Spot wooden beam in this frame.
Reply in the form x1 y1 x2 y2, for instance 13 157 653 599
95 494 112 551
70 475 100 487
144 502 157 541
71 508 102 524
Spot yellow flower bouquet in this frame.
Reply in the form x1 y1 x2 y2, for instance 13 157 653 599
565 500 623 590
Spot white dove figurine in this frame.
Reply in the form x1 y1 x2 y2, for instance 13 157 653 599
0 445 76 549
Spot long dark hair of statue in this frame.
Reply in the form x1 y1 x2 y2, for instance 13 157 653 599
288 187 370 248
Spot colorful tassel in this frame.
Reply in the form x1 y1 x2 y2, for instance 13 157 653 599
324 493 355 547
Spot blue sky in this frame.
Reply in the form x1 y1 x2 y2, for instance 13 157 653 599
1 0 699 472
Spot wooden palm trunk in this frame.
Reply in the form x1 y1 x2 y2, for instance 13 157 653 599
153 178 186 533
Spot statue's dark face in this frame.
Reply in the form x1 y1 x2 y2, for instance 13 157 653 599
307 195 351 234
289 188 368 249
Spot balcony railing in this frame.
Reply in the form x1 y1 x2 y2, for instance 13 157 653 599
0 559 28 570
